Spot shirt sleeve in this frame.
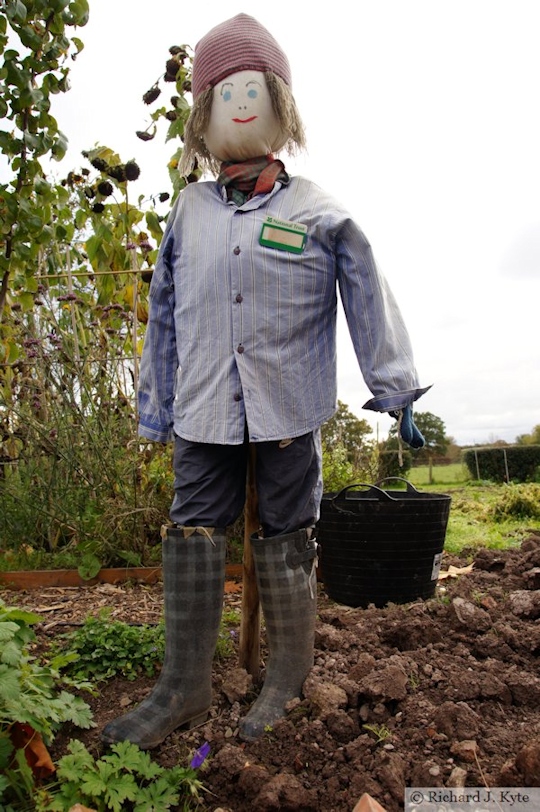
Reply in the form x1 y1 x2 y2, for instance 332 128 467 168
335 217 430 413
137 218 178 442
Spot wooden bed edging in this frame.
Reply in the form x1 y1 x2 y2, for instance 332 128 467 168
0 564 244 591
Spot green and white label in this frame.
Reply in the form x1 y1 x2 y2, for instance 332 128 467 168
259 215 307 253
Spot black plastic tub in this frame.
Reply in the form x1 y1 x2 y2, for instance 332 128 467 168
317 478 451 608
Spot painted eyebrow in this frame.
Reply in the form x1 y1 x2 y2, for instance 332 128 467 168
220 82 234 95
246 80 262 87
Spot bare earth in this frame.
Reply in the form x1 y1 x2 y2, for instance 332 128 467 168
4 533 540 811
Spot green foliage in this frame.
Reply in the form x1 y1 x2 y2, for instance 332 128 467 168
515 424 540 446
321 402 381 491
0 598 94 809
215 608 241 660
55 607 239 683
0 599 93 737
53 610 165 682
0 0 89 322
0 316 174 566
321 442 356 492
0 150 175 565
137 44 199 201
322 401 373 464
377 449 412 480
462 445 540 484
436 483 536 554
0 28 196 567
36 738 205 812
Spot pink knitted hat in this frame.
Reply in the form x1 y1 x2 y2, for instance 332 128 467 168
192 13 292 99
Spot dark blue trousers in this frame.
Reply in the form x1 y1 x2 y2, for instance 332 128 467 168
170 431 322 537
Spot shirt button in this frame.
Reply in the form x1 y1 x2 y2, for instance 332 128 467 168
233 393 243 402
235 293 243 303
237 344 245 354
233 246 241 255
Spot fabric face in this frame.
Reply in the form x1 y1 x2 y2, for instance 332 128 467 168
204 70 287 162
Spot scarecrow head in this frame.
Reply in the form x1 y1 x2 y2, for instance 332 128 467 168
179 14 305 176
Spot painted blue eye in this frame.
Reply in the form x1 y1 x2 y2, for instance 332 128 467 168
247 88 258 99
223 90 232 102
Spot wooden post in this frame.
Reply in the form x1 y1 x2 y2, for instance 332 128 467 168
239 444 261 680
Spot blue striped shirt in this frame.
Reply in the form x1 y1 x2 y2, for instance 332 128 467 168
138 176 427 444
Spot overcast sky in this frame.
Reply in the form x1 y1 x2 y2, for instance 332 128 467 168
11 0 540 446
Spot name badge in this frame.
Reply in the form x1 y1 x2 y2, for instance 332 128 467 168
259 215 307 254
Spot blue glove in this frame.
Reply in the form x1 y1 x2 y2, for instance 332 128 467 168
390 404 425 449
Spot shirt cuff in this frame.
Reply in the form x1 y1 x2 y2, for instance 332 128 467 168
362 384 432 413
137 423 174 443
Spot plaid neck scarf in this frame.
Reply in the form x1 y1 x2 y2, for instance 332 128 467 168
218 155 289 205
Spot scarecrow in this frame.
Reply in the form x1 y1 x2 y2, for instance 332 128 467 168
102 13 429 748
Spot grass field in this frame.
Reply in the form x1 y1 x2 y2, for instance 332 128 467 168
408 462 469 486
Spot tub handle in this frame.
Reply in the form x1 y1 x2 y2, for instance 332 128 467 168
375 477 420 494
332 482 398 513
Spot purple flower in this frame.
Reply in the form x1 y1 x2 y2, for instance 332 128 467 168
190 741 210 769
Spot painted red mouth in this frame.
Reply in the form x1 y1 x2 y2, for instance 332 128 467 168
232 115 258 123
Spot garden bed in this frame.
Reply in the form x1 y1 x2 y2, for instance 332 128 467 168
3 533 540 811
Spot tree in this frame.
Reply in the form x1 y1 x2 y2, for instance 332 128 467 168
321 401 373 464
516 425 540 446
385 411 449 462
320 402 379 490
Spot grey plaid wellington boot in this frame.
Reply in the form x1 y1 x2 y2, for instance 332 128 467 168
101 525 226 749
239 529 318 742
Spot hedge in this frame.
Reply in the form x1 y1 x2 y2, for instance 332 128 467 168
462 445 540 483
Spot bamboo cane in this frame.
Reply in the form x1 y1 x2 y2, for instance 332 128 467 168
239 444 261 680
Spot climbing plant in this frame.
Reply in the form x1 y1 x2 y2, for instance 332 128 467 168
0 0 89 329
0 5 197 568
0 147 172 572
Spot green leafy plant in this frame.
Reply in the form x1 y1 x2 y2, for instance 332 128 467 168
0 599 94 809
0 0 89 325
0 17 200 568
54 610 165 682
0 150 172 569
35 738 206 812
321 442 358 493
55 606 239 683
0 25 194 568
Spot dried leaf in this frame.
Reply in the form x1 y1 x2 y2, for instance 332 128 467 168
438 563 475 580
9 722 55 780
